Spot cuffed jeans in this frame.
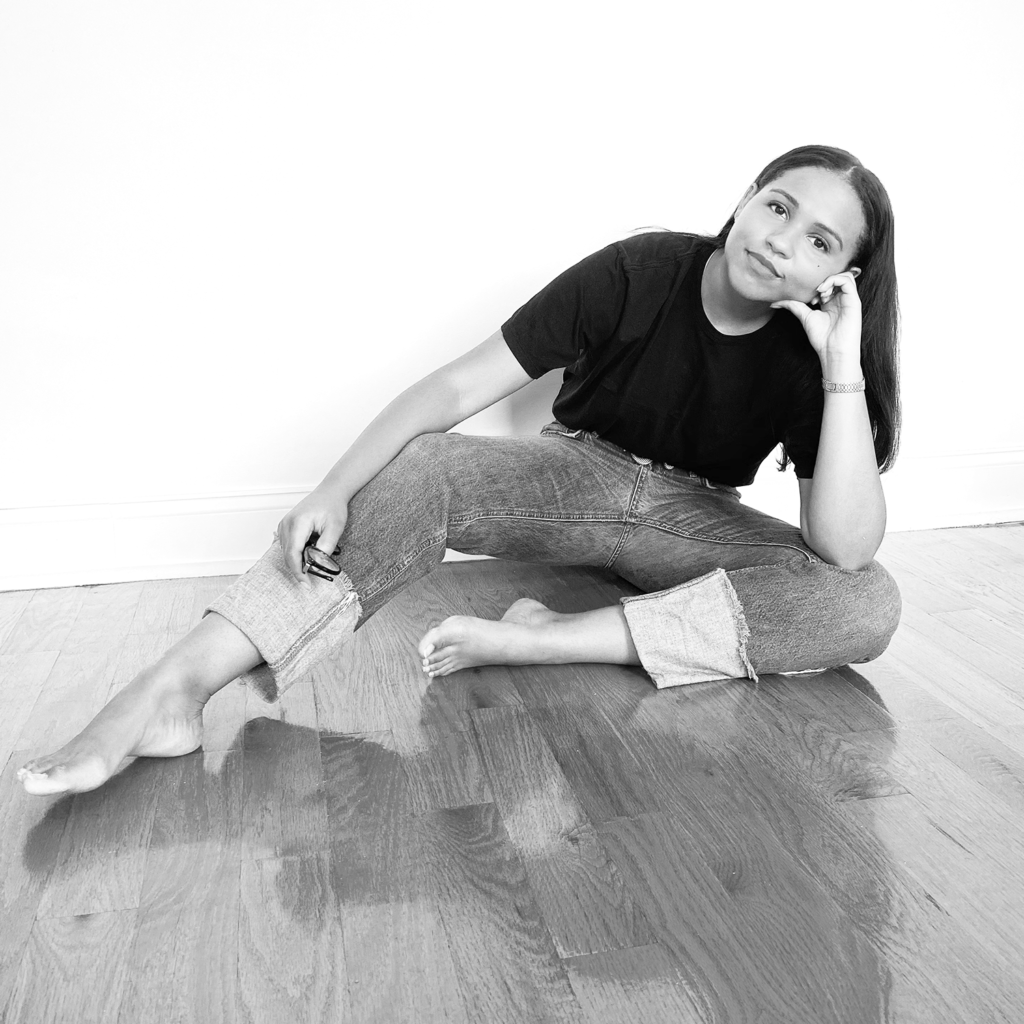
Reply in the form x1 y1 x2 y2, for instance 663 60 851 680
205 423 902 702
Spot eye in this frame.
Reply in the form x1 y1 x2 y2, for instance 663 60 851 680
768 201 787 217
811 236 831 254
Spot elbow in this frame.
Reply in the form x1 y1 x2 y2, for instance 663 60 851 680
801 527 884 571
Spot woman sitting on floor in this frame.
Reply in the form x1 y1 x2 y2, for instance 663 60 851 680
19 143 902 795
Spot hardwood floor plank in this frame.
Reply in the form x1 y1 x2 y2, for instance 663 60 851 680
120 858 240 1024
61 581 145 648
875 550 973 615
836 659 964 726
897 602 1023 701
322 730 416 899
755 668 896 733
241 702 329 860
415 804 588 1024
34 639 126 704
881 635 1024 755
846 793 1024 1017
598 811 882 1024
0 587 86 655
742 689 907 803
0 590 33 651
392 721 493 813
120 751 243 1024
238 851 346 1024
141 749 243 902
129 578 197 635
0 760 74 1014
0 652 61 770
852 730 1024 879
342 897 468 1024
893 713 1024 815
563 944 706 1024
35 756 165 918
4 908 137 1024
932 606 1024 682
311 593 436 737
884 538 1022 627
470 706 653 957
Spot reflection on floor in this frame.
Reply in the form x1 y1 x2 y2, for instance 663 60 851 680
1 523 1023 1022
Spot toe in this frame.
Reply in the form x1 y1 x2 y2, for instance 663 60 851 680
417 632 439 659
424 645 456 670
18 767 71 797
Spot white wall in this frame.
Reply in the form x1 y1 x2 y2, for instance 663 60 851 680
2 0 1022 589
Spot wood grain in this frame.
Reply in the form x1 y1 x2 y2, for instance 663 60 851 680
0 587 85 655
4 908 137 1024
238 851 345 1024
129 577 197 635
563 944 705 1024
0 760 74 1014
413 803 587 1024
0 652 60 771
3 527 1024 1022
61 581 144 648
0 590 33 651
470 706 653 957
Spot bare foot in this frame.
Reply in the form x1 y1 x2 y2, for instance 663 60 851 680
417 598 564 677
17 669 205 796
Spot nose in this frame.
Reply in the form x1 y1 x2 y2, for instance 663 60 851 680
766 226 794 259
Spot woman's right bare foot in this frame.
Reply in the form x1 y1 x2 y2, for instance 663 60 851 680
17 668 206 796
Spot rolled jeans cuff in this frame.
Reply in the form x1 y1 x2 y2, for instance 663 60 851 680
203 541 361 703
620 568 757 688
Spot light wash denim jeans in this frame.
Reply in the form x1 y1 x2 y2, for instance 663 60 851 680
206 423 902 702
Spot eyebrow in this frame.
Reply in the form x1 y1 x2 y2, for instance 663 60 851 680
769 188 845 250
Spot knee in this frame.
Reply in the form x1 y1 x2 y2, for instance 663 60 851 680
383 432 452 490
851 561 902 664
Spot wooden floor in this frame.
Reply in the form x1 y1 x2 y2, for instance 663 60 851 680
1 524 1023 1023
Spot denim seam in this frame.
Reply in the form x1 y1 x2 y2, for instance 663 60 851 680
361 529 449 602
606 465 648 568
619 517 816 563
449 510 624 525
274 570 362 672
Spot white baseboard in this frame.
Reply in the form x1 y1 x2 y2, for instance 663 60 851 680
2 449 1022 591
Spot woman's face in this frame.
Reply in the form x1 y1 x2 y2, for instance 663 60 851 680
723 165 867 305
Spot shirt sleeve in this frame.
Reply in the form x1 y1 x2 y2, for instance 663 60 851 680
781 386 824 479
500 242 629 379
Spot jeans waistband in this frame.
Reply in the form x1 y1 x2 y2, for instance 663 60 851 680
540 421 740 496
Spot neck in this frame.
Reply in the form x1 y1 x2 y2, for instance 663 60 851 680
701 248 774 335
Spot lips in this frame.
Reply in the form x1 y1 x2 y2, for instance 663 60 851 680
748 251 781 278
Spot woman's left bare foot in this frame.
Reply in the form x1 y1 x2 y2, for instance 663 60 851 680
417 598 564 677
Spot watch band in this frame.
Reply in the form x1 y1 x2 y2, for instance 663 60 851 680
821 377 866 393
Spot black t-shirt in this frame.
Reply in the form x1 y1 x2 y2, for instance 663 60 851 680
501 232 824 486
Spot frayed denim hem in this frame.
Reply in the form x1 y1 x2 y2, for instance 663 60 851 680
621 567 757 688
203 541 362 703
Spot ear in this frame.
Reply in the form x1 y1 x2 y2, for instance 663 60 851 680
734 183 758 218
848 266 862 279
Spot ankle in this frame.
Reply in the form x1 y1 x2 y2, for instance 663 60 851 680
141 660 211 706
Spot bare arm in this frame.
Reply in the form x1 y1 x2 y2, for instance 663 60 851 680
277 329 533 579
774 273 886 570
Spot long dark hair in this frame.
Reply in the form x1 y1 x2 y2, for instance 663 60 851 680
710 144 901 472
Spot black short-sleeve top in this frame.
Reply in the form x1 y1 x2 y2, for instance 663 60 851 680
500 231 824 487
